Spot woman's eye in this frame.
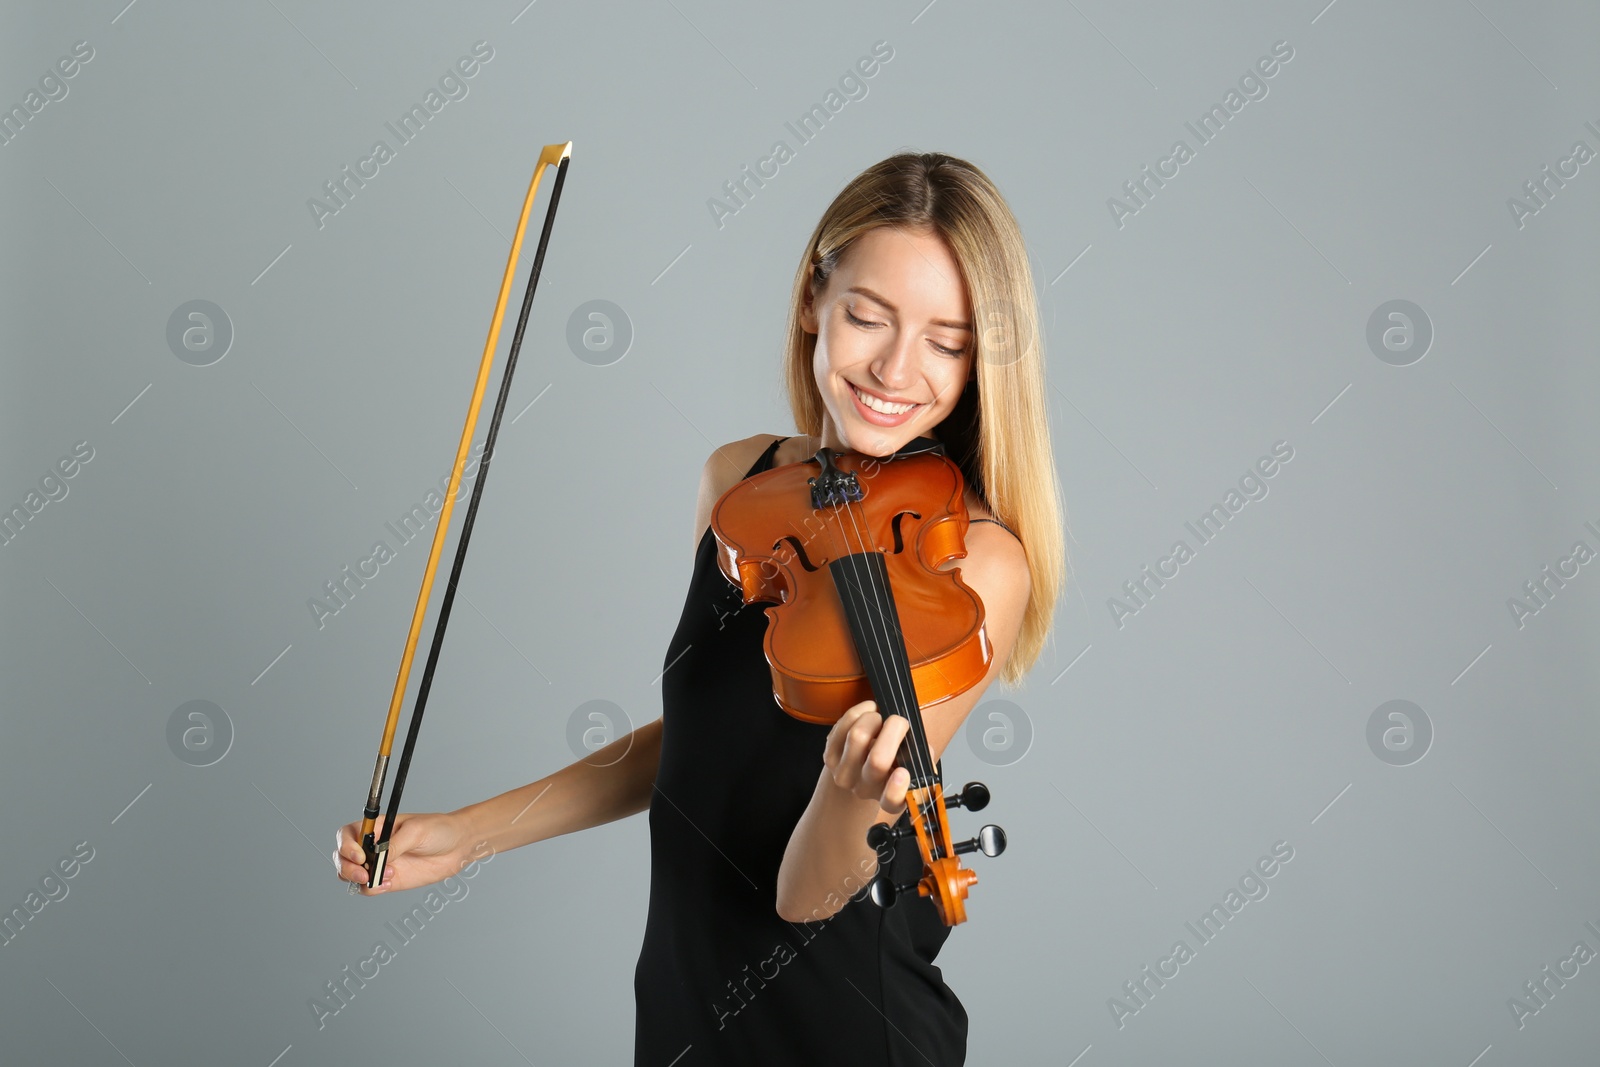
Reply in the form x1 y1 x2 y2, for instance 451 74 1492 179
845 306 964 356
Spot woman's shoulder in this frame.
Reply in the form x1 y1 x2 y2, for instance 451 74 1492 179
706 433 786 484
963 486 1012 531
692 434 789 547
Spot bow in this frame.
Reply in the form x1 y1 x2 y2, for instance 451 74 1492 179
359 142 573 888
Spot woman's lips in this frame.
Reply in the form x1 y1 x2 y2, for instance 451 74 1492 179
847 381 922 426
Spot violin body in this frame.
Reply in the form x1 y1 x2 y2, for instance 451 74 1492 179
710 439 992 725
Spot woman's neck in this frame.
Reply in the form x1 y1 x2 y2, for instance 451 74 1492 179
776 433 819 468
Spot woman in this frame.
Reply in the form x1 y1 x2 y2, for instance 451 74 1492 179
337 151 1065 1065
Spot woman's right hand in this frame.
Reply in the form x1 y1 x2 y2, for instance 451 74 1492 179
334 812 477 896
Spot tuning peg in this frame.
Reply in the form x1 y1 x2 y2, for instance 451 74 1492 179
952 824 1007 858
868 875 921 908
865 821 914 851
947 781 990 812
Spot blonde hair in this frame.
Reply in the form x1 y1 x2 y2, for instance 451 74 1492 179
782 151 1067 686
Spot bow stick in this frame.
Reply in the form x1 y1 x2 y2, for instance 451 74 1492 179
359 141 572 889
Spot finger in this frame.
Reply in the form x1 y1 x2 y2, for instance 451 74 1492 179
834 711 885 789
847 714 907 803
336 824 363 865
336 817 385 863
880 766 911 814
825 702 879 772
335 826 362 875
339 856 393 891
842 697 878 719
387 815 425 858
825 701 877 765
863 714 911 787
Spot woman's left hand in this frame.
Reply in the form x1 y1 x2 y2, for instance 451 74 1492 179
822 699 913 814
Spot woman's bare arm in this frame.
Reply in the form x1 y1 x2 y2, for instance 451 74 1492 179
338 721 662 894
452 717 663 856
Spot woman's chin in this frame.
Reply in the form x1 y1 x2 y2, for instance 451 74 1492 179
838 426 910 458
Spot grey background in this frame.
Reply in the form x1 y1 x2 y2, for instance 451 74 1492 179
3 0 1597 1064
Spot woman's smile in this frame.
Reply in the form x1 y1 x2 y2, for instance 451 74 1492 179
846 379 924 425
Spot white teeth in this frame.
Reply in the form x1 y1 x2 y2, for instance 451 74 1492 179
851 383 918 415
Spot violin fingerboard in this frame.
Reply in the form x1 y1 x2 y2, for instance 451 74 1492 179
828 551 939 789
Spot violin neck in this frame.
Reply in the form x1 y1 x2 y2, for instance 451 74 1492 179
828 550 940 790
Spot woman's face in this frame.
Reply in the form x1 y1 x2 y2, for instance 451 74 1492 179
801 225 975 457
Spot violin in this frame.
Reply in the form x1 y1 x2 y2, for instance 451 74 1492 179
709 436 1007 926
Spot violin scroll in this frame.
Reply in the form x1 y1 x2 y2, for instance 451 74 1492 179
864 778 1006 925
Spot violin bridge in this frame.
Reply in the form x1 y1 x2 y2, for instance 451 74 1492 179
807 448 863 509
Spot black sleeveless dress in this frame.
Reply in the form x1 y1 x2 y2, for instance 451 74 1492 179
633 436 968 1066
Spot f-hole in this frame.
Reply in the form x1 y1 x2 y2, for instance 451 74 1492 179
773 535 821 572
889 510 920 553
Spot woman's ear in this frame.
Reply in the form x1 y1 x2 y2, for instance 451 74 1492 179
799 288 819 334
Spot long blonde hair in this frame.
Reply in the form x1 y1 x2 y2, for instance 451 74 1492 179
782 151 1067 686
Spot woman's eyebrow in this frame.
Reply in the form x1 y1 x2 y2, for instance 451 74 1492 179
845 286 971 331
